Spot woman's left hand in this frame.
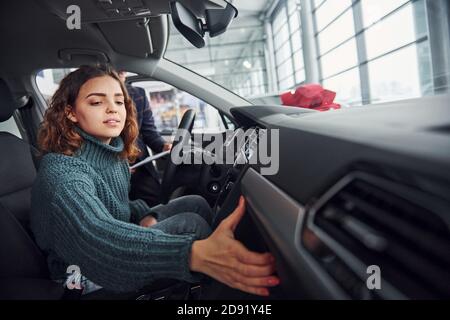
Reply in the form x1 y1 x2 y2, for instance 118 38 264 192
189 197 279 296
140 215 158 228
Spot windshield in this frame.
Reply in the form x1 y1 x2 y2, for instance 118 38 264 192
165 0 450 109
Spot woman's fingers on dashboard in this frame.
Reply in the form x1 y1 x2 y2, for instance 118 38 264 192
233 239 274 266
221 196 246 232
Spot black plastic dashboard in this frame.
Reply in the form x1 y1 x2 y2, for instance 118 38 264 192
232 94 450 299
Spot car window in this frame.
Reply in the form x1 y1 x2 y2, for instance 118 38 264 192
35 68 75 104
0 116 22 138
131 81 234 134
35 69 234 134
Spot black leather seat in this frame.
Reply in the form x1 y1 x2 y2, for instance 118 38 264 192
0 79 64 299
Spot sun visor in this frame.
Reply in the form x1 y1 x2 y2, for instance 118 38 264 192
97 17 163 58
39 0 237 49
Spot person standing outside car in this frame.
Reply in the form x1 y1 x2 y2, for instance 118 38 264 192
118 71 171 208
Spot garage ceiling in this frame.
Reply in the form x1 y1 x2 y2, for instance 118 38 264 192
165 0 274 91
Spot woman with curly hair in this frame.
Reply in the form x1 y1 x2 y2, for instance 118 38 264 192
31 65 278 297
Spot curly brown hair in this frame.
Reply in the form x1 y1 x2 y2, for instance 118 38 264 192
38 65 140 162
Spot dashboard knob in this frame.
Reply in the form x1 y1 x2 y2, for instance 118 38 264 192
208 182 221 194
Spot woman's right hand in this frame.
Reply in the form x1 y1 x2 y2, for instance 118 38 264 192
189 196 280 296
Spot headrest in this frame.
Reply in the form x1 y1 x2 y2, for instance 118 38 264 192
0 79 17 122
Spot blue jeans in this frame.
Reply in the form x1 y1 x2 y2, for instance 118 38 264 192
77 195 213 295
149 195 214 240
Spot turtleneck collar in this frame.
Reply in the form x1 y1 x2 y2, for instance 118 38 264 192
74 126 125 168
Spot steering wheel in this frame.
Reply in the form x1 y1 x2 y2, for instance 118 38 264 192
160 109 196 204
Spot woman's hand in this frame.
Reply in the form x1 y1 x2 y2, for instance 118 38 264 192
139 215 158 228
189 196 279 296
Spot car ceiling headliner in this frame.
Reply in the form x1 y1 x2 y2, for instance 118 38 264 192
0 0 175 84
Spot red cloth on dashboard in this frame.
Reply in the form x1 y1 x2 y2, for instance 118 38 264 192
280 84 341 111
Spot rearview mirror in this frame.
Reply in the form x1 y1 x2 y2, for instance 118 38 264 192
170 2 205 48
170 1 238 48
205 3 238 37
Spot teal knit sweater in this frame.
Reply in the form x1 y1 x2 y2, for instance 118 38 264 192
30 129 198 293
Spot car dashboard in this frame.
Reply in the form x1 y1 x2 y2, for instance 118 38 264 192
229 95 450 299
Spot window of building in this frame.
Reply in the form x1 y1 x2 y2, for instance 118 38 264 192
313 0 436 106
272 0 305 91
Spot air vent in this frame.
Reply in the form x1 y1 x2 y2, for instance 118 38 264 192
306 173 450 299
